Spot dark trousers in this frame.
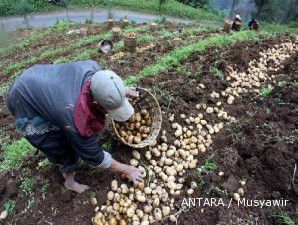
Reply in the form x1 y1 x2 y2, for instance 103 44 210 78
26 130 79 173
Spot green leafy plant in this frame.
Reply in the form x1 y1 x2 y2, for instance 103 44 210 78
260 87 273 98
20 177 36 197
4 200 16 213
197 156 217 174
272 211 295 225
209 66 223 79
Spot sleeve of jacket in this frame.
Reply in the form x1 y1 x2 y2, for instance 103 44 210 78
64 130 113 169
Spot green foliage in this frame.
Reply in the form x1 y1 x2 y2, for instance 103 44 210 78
37 158 50 169
292 81 298 88
15 0 34 16
0 21 71 59
253 0 298 23
272 211 295 225
113 41 124 51
262 22 298 33
177 66 189 76
52 20 72 30
41 180 50 199
4 31 112 75
197 156 217 174
210 66 223 79
138 34 154 42
177 0 210 9
150 86 175 108
102 139 114 151
0 0 15 16
98 59 107 69
20 177 36 196
0 84 10 96
4 200 16 213
260 86 273 98
1 0 222 21
0 139 34 173
159 29 174 38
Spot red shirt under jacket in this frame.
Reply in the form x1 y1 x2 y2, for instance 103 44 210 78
74 80 105 137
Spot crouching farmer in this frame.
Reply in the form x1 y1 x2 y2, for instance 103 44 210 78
5 60 143 193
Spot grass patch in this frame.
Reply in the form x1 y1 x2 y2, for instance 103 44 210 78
262 22 298 34
0 138 34 173
3 31 113 75
0 20 73 59
73 0 221 21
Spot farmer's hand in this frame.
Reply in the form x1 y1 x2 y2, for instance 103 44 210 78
109 159 143 184
125 87 139 99
123 165 143 183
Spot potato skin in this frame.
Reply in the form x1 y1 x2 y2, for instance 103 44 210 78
116 106 152 144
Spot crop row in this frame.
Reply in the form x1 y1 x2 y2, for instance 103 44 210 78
53 26 218 64
124 30 276 86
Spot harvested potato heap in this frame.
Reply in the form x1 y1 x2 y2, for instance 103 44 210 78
107 19 114 29
121 19 130 28
111 52 125 61
136 43 155 54
90 42 297 225
115 108 152 145
112 27 122 41
124 31 138 52
221 42 297 104
149 22 158 32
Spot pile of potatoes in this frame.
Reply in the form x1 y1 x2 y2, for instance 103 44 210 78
124 31 137 39
91 177 176 225
90 42 297 225
115 109 152 145
222 41 297 102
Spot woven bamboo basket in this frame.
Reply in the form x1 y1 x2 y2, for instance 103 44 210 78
223 20 232 33
108 88 162 149
124 37 137 52
107 19 114 29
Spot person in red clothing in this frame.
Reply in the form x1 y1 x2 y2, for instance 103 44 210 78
6 60 143 193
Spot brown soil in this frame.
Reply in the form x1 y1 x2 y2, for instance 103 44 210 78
0 34 297 225
96 30 217 80
140 35 297 225
0 24 109 70
0 23 185 88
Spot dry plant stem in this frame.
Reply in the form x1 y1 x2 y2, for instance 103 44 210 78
292 164 297 185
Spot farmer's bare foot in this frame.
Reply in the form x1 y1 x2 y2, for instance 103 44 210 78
64 180 89 194
62 172 89 194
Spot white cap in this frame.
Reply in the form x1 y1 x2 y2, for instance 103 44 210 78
235 15 241 19
90 70 134 122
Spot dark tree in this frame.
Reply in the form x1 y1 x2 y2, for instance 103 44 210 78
229 0 239 18
16 0 33 28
